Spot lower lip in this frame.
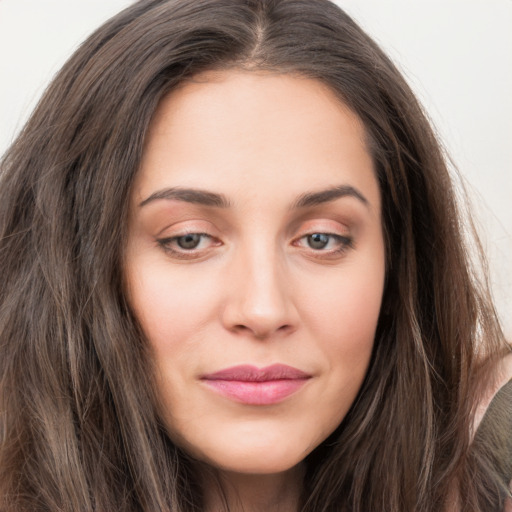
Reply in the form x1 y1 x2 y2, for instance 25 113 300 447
202 379 309 405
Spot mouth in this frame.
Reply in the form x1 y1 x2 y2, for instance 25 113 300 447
200 364 311 405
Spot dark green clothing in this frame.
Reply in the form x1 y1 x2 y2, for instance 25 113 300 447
472 379 512 511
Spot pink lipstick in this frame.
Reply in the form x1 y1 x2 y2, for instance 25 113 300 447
201 364 311 405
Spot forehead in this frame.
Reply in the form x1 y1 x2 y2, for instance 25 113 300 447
134 70 379 211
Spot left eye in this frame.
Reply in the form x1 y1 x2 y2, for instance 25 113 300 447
307 233 331 250
296 233 352 251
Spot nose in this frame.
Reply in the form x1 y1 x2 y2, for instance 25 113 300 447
220 245 299 340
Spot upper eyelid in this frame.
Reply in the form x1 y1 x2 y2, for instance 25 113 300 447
159 231 351 246
155 215 353 241
155 220 218 237
292 224 351 239
157 225 351 240
294 232 352 245
158 232 213 243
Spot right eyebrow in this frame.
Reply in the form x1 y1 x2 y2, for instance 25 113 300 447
139 187 231 208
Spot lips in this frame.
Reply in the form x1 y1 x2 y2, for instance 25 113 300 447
201 364 311 405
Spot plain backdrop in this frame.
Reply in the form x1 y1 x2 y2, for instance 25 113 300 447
0 0 510 337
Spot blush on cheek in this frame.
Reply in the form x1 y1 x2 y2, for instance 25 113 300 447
130 269 224 364
307 278 381 332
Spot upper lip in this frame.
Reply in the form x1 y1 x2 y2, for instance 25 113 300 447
201 364 311 382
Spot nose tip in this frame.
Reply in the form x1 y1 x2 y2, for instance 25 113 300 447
221 263 298 340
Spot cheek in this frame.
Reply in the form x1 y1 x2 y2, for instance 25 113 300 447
302 260 384 347
299 271 382 442
297 250 385 403
125 259 223 371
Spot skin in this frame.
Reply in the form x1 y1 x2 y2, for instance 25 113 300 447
124 70 386 511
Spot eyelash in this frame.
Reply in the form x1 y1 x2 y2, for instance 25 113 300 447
293 233 354 256
157 233 217 259
156 232 354 260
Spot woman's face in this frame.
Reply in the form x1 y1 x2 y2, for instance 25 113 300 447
125 71 385 475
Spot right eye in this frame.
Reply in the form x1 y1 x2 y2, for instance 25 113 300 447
157 232 220 259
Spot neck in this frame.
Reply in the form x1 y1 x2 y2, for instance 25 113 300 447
202 463 305 512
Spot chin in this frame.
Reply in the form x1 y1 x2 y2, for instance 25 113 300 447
176 430 313 476
204 449 304 476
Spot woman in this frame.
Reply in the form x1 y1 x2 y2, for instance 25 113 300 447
0 0 510 511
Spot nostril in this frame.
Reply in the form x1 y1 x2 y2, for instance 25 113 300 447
231 322 293 339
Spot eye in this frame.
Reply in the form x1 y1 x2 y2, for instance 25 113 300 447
157 232 220 259
307 233 331 250
175 233 204 250
294 232 353 254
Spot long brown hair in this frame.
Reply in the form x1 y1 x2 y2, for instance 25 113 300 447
0 1 509 510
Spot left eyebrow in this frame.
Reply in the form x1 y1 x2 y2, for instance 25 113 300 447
291 185 370 209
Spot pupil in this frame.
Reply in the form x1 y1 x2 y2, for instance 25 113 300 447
308 233 329 249
178 234 201 249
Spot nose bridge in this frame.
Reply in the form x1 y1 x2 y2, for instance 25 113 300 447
223 233 296 338
245 240 284 309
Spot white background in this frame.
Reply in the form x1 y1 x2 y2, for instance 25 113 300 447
0 0 510 337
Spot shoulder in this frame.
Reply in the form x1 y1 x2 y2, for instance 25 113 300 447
445 353 512 512
473 352 512 433
472 352 512 512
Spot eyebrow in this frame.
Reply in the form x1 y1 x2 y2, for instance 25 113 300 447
139 184 369 210
292 185 369 209
139 187 231 208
